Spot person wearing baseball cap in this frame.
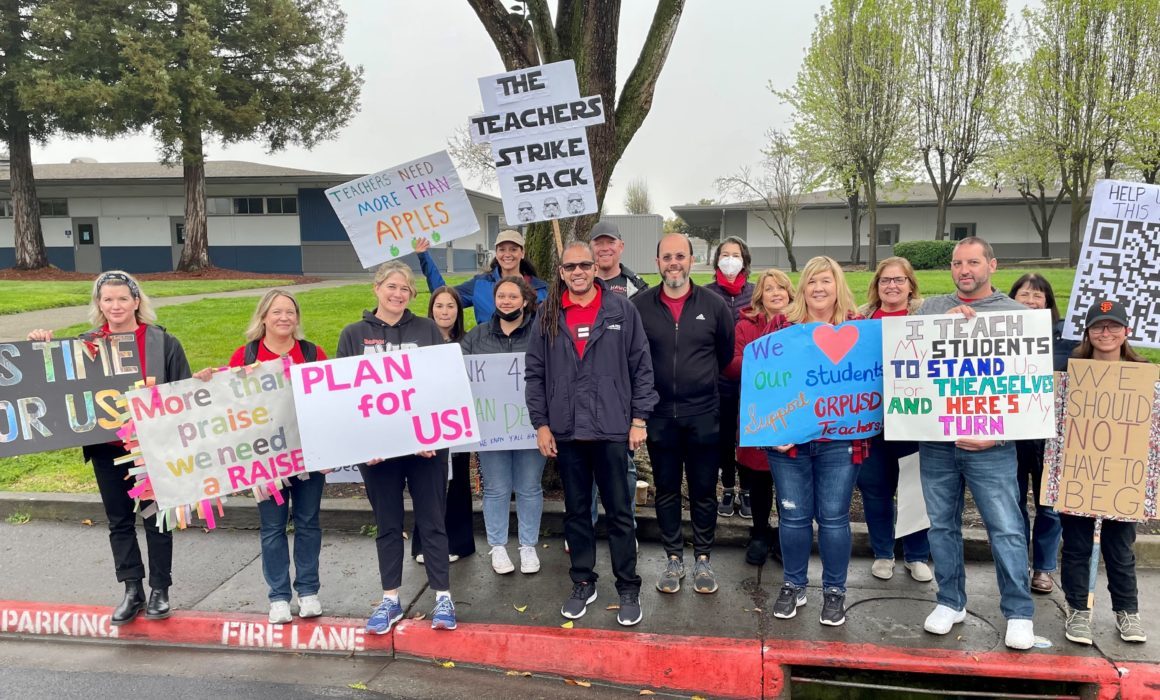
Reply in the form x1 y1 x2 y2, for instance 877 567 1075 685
414 229 548 325
1060 298 1148 646
592 221 649 299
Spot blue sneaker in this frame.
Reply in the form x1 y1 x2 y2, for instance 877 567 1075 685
431 596 457 630
366 597 403 635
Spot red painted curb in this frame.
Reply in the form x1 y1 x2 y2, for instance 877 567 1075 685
1118 662 1160 700
0 599 388 655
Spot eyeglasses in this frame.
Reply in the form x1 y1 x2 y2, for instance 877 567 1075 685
878 276 908 287
1090 323 1125 336
560 261 595 272
660 253 689 263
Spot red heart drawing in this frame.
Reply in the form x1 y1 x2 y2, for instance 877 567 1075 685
812 324 859 365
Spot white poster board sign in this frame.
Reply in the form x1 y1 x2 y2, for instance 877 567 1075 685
452 352 536 453
1063 179 1160 348
290 344 479 470
882 310 1056 441
126 360 304 510
469 60 605 225
325 150 478 269
894 453 930 538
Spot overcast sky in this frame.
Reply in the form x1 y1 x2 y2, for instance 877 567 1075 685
31 1 1030 218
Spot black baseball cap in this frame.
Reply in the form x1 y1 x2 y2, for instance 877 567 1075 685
591 221 621 241
1084 299 1129 329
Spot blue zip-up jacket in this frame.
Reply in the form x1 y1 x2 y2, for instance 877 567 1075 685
418 251 549 325
525 278 658 442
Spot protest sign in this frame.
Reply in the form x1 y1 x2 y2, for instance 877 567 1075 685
882 310 1056 441
895 453 930 538
469 60 604 225
1063 180 1160 348
1 335 140 458
325 150 478 269
125 359 304 510
452 352 536 453
1042 360 1160 522
290 344 478 470
739 320 884 447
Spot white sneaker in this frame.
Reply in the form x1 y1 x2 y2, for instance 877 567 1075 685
268 600 292 624
519 545 540 574
1005 619 1035 650
298 595 322 618
448 554 460 563
923 604 966 634
490 545 515 574
415 553 425 564
871 558 895 580
905 561 934 582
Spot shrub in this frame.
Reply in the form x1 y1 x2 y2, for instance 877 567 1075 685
894 240 956 270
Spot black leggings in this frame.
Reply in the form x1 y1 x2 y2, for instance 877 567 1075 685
746 468 775 537
89 444 173 588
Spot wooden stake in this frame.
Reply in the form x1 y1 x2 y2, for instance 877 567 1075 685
551 219 564 258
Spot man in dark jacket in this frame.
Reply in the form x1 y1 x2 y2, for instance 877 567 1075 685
593 220 649 299
633 233 734 596
525 241 657 627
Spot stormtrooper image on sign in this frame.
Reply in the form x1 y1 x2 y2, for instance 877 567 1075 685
517 200 535 223
566 192 584 215
542 196 561 219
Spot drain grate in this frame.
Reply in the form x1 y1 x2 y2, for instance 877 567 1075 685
788 665 1090 699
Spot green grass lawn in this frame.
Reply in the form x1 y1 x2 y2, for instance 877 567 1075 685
0 279 297 315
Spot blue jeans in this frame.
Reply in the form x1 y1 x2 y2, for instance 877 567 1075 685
919 442 1033 619
258 472 325 603
858 442 930 562
478 449 546 547
1016 439 1060 572
767 441 859 592
589 452 638 526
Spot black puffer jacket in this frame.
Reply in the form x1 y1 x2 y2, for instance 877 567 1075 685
460 310 536 355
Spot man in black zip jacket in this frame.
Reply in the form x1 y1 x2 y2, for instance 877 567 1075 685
633 233 734 596
525 241 657 627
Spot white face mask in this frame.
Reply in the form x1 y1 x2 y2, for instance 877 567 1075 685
717 256 744 277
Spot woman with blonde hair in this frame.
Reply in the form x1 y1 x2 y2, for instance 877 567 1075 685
855 257 932 583
763 257 864 627
28 271 191 626
723 268 794 566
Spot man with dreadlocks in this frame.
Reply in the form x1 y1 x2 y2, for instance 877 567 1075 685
525 241 657 627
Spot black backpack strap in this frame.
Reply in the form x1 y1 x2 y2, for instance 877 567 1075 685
299 340 318 363
243 339 261 364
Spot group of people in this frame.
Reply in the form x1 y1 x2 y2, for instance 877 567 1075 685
29 229 1146 650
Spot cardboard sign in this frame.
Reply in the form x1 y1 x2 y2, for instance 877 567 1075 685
882 310 1056 441
739 320 884 446
469 60 604 224
1043 360 1160 522
1063 180 1160 348
126 360 304 510
452 352 536 453
290 344 479 470
0 335 140 458
325 150 478 269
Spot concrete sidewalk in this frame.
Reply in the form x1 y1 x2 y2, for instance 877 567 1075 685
1 519 1156 697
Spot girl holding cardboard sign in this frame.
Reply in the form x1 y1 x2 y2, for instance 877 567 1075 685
28 270 191 626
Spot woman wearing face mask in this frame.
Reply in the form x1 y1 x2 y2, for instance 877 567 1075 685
28 271 191 626
724 268 794 566
459 277 545 576
414 233 548 325
1008 273 1075 595
704 237 756 520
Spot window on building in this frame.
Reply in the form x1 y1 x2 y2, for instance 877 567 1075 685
876 224 900 246
0 200 12 218
951 223 976 240
39 199 70 217
266 196 297 214
206 198 233 215
233 197 265 215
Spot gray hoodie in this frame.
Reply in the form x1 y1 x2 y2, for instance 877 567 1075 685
917 289 1024 315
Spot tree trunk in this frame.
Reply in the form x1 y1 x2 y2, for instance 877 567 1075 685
524 221 556 283
1068 200 1085 267
865 177 879 269
8 111 49 270
786 240 798 273
177 129 211 271
935 196 948 242
846 189 860 264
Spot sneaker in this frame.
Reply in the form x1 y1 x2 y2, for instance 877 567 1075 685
772 583 807 619
297 594 322 619
416 553 424 564
1115 610 1146 643
268 600 292 624
564 539 570 554
905 560 934 582
1065 607 1094 645
923 604 966 634
820 587 846 626
449 554 460 563
1005 619 1035 650
717 491 735 517
519 545 540 574
693 555 718 594
561 581 597 619
745 536 770 566
871 558 895 580
616 591 643 626
738 491 752 518
431 595 457 630
656 555 685 594
366 597 404 635
490 545 515 574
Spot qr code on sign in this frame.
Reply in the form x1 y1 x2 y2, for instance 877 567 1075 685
1067 217 1160 347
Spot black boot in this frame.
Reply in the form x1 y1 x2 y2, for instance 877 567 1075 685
146 587 171 620
768 526 782 564
745 526 769 566
112 580 145 626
